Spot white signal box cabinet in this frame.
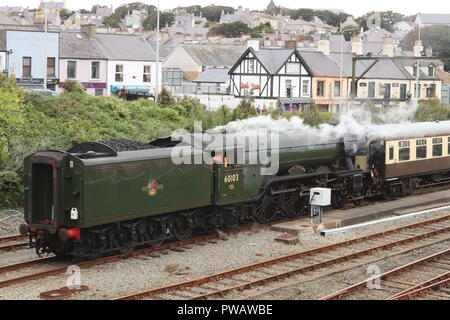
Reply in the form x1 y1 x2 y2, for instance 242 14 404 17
310 188 331 206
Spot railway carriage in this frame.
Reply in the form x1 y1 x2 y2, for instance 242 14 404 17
19 121 450 258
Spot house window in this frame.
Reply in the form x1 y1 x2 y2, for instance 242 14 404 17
432 137 443 157
22 57 31 77
368 82 375 98
91 61 100 79
47 57 55 77
115 64 124 82
216 83 221 93
317 81 324 97
94 89 104 96
416 139 427 159
334 81 341 97
285 79 292 98
143 65 151 83
426 84 436 98
302 80 309 95
248 60 255 73
412 64 418 76
399 141 410 161
67 60 77 79
428 65 435 77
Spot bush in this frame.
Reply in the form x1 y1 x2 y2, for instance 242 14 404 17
414 98 450 122
62 80 86 94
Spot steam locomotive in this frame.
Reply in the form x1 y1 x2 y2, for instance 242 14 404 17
19 121 450 258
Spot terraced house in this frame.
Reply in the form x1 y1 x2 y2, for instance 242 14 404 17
229 42 313 107
59 25 161 97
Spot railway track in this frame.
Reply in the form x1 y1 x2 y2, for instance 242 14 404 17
321 249 450 300
0 235 26 244
114 214 450 300
0 220 283 289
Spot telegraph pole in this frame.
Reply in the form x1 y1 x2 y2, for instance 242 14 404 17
155 0 160 97
44 1 48 90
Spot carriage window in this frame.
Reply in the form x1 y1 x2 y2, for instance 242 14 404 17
389 146 394 161
432 138 443 157
416 139 427 159
448 137 450 155
399 141 410 161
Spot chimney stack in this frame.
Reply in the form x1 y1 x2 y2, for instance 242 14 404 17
247 39 260 51
318 39 330 55
351 36 363 55
413 40 423 57
382 36 394 57
285 40 297 49
81 24 96 40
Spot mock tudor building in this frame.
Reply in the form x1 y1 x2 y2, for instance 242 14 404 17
229 42 313 105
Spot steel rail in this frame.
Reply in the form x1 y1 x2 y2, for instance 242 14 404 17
387 271 450 300
321 248 450 300
0 235 26 244
114 218 450 300
0 242 32 252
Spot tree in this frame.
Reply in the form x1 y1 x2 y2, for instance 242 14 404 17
59 8 72 20
401 25 450 70
142 12 175 30
233 98 258 120
209 21 252 37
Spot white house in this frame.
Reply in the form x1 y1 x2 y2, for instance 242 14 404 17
0 27 60 90
95 34 161 96
229 44 313 104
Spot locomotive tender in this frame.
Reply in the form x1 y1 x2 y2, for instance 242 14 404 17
20 121 450 258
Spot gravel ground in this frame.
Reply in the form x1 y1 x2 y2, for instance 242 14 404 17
0 204 449 300
0 210 23 238
231 240 450 300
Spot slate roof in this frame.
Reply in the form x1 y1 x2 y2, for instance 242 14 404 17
328 52 409 80
298 51 341 76
0 12 20 25
39 1 65 9
193 68 230 83
60 32 157 61
252 49 294 74
182 44 246 67
60 32 105 59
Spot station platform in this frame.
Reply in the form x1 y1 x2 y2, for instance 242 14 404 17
270 189 450 236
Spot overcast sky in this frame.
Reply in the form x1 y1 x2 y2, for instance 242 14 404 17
1 0 449 17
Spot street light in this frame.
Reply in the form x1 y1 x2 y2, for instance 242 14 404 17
339 28 358 112
155 0 160 97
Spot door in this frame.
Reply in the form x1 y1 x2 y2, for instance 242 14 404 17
400 84 407 100
384 84 391 99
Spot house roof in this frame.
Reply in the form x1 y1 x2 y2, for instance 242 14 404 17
252 48 294 74
182 44 246 67
60 32 106 59
39 1 65 9
436 69 450 84
60 32 157 61
298 51 341 77
0 12 20 25
417 13 450 25
193 68 230 83
328 52 409 80
95 34 156 61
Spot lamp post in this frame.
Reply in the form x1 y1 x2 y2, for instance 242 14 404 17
44 1 48 90
339 28 358 112
155 0 160 97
